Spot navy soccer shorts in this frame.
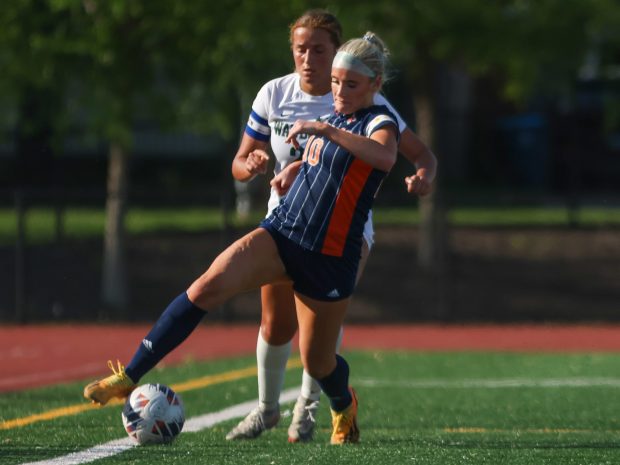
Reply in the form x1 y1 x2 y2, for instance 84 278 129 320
260 222 359 302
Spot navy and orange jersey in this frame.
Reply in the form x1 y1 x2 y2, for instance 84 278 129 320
265 105 399 260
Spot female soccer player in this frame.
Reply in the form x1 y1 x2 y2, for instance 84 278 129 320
227 10 436 442
84 30 414 445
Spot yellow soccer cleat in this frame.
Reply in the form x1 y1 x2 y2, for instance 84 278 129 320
330 387 360 445
83 360 136 406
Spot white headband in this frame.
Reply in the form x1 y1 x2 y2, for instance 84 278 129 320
332 51 376 78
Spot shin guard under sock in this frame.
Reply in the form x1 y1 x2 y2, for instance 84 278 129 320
125 292 206 382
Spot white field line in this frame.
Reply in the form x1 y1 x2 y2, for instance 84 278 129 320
18 387 300 465
355 377 620 389
17 376 620 465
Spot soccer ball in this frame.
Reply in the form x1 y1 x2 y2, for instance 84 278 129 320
121 383 185 445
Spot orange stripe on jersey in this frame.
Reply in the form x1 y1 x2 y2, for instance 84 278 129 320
321 158 373 256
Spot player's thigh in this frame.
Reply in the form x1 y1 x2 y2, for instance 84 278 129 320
260 283 297 345
294 292 349 379
188 228 288 309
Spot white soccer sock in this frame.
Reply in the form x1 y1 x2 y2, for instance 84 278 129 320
257 329 292 413
300 326 344 401
300 370 321 401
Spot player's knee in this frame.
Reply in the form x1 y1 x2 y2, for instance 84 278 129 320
187 275 228 310
260 320 296 345
260 306 297 345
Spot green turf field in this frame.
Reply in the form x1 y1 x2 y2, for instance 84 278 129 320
2 351 620 465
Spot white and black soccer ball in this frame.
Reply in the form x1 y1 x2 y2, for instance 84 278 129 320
122 383 185 445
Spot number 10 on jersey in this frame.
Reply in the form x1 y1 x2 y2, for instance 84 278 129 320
302 136 324 166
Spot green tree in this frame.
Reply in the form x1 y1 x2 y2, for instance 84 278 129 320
67 0 210 314
1 0 310 315
3 0 618 318
0 0 76 184
323 0 619 315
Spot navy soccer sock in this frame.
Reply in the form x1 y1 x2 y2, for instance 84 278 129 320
124 292 206 383
316 354 352 412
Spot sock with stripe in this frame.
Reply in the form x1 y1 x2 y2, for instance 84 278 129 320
125 292 206 383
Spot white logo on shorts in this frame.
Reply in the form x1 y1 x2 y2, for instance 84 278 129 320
327 289 340 298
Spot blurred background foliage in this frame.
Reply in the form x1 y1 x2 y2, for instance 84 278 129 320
1 0 618 158
1 0 619 187
1 0 619 320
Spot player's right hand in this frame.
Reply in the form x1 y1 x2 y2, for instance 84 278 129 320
245 150 269 175
270 160 302 196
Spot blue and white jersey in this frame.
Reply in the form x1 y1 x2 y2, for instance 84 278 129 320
264 105 399 260
244 73 406 214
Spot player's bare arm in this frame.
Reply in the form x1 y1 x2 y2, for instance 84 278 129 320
398 128 437 196
286 120 398 172
232 133 270 182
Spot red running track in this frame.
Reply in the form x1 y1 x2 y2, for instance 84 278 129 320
2 324 620 392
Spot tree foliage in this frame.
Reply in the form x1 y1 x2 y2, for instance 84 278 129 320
2 0 618 145
1 0 619 311
320 0 619 105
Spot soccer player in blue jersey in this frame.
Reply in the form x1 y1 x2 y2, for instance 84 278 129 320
228 10 437 443
84 31 422 445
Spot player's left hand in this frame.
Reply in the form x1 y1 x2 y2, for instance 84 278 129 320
405 169 433 196
285 120 323 149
